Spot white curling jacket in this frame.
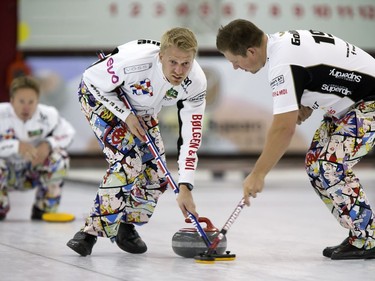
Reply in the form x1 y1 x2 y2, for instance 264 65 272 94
0 103 75 158
82 40 207 186
266 30 375 118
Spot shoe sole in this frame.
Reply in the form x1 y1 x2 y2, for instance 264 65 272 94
66 240 91 256
331 250 375 260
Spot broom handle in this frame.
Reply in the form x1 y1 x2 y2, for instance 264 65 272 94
206 198 246 254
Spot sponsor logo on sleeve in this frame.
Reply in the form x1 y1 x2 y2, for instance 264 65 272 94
270 75 285 89
329 68 361 83
188 91 206 102
289 30 301 46
185 114 203 171
272 88 288 97
90 84 125 114
321 84 352 96
106 57 120 84
124 63 152 74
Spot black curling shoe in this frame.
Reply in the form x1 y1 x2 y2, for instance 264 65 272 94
116 223 147 254
322 237 350 258
66 231 97 256
331 243 375 260
31 205 45 220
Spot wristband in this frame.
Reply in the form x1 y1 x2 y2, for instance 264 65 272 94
179 183 193 191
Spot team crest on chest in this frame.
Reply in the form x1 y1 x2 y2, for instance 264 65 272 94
130 79 153 96
165 88 178 99
28 129 43 137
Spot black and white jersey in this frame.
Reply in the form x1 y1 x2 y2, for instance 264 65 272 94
267 30 375 118
82 40 207 185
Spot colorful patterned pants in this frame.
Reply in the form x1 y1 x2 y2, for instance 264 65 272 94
305 100 375 250
79 82 168 238
0 149 70 217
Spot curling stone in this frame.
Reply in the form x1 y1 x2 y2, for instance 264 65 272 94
172 217 227 258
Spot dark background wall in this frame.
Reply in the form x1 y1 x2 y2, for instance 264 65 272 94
0 0 17 102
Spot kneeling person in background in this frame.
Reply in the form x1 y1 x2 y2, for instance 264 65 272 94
0 76 76 221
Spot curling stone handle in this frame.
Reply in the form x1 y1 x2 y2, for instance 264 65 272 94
184 216 218 232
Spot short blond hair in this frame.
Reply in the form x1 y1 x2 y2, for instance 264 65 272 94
160 27 198 55
9 76 40 99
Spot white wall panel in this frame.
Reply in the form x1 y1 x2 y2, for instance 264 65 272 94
19 0 375 50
